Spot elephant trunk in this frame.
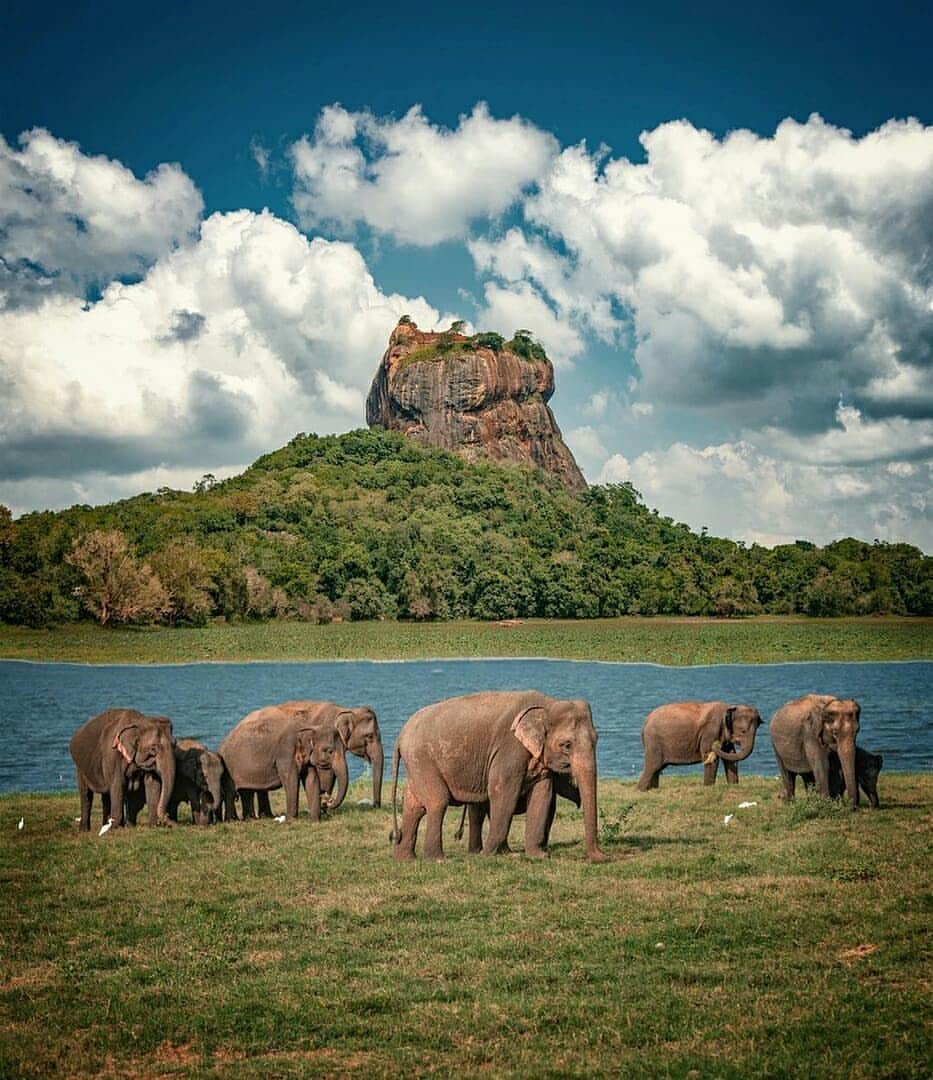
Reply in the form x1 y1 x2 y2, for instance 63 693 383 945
837 739 859 810
155 746 175 823
369 741 384 808
572 753 607 863
715 725 758 763
327 746 349 811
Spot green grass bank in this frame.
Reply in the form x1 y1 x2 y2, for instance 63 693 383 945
0 615 930 666
1 776 930 1078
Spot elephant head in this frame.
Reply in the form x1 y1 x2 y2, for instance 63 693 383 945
113 716 175 822
817 698 861 809
511 698 607 862
713 705 762 763
294 721 349 811
335 707 383 807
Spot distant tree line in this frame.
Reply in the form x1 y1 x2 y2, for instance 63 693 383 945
1 429 929 627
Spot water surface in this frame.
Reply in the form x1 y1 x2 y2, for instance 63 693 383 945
1 659 929 793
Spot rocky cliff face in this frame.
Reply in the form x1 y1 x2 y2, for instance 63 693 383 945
365 320 587 492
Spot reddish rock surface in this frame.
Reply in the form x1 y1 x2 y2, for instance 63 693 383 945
365 320 587 492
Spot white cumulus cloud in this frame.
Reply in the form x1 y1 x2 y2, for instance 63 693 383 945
0 128 202 309
290 103 559 245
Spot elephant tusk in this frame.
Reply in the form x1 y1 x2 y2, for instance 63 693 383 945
704 740 723 765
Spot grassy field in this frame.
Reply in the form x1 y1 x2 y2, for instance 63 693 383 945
0 616 930 666
1 776 930 1078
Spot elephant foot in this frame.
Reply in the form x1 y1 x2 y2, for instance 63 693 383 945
392 847 416 861
524 847 548 860
586 849 611 864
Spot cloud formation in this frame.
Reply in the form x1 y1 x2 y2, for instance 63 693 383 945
290 103 558 245
598 438 931 550
0 128 202 309
0 132 447 512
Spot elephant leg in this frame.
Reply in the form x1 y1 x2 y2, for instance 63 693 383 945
281 768 301 821
703 754 720 786
421 782 450 862
776 757 796 801
257 791 274 819
101 790 112 826
240 790 256 819
542 789 558 850
467 803 486 854
108 773 126 827
523 779 554 859
143 774 162 826
304 770 322 822
637 751 664 791
804 741 830 797
483 771 524 856
394 785 426 861
76 773 93 832
723 760 739 785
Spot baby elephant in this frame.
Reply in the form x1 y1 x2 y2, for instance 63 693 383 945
126 739 231 825
829 747 883 809
637 701 763 790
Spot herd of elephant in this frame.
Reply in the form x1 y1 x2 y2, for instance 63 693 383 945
68 689 882 861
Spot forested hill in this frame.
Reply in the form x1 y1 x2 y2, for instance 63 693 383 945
1 428 929 627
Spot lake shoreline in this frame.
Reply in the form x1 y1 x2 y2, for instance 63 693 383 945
1 615 930 666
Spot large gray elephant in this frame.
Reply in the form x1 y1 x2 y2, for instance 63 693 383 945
455 770 582 854
279 700 383 807
769 694 861 809
637 701 762 791
219 702 352 821
390 690 608 862
70 709 176 830
125 738 233 825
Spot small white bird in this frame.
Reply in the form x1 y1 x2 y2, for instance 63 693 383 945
356 798 374 808
17 817 24 831
99 818 114 836
274 814 287 823
723 814 734 826
737 801 758 809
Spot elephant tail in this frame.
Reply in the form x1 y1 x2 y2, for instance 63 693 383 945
389 743 402 846
453 804 467 842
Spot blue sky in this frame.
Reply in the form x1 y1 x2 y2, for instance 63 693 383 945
1 0 931 547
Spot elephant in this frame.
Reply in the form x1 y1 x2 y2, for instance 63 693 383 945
829 746 883 808
69 709 176 830
219 702 353 821
636 701 763 791
278 700 383 807
455 770 582 854
390 690 608 862
769 694 861 809
125 739 234 825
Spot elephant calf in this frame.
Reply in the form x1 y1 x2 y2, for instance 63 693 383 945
829 747 883 809
126 739 233 825
456 771 581 854
637 701 762 791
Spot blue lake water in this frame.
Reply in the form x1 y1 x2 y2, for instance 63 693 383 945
0 659 930 793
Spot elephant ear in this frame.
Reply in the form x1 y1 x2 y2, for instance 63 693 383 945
815 700 837 748
113 724 139 764
334 711 354 747
511 705 547 762
294 728 315 767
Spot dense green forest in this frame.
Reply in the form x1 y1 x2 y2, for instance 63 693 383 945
1 428 929 627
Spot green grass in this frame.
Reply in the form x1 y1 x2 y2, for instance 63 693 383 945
0 616 929 665
1 776 930 1078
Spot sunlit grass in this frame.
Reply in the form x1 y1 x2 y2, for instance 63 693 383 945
1 775 930 1077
